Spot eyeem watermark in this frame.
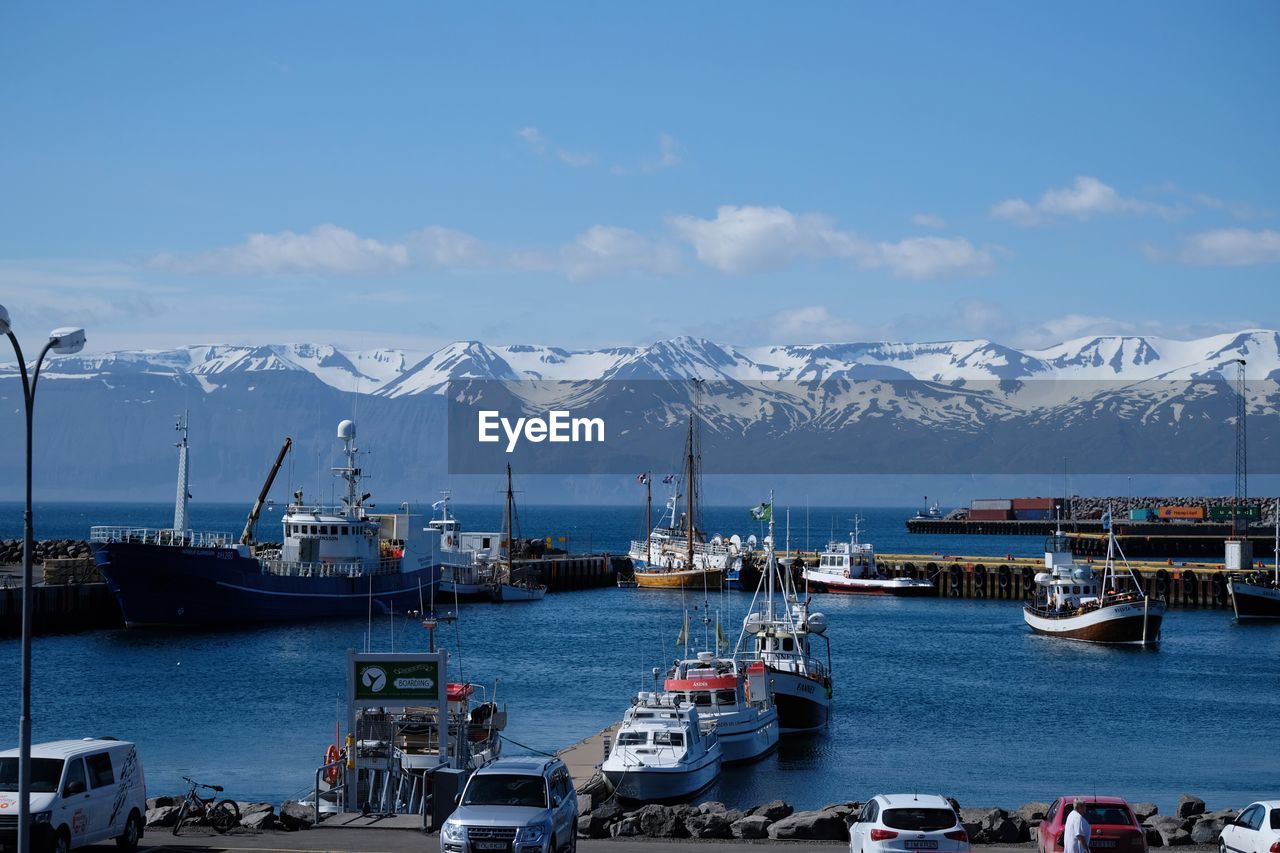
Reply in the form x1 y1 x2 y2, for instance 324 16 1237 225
478 409 605 453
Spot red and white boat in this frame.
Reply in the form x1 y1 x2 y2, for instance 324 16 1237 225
663 652 779 764
1023 523 1165 646
802 524 934 596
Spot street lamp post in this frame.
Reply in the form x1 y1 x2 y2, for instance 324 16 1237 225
0 305 86 853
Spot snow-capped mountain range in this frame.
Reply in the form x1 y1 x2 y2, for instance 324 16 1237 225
3 330 1276 501
17 329 1280 392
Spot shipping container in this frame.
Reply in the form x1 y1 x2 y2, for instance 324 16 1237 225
1013 508 1054 521
1207 505 1261 521
971 499 1013 511
1158 506 1206 520
1011 497 1056 510
1129 508 1154 521
968 509 1012 521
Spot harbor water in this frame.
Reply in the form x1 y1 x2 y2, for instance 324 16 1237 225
1 503 1277 812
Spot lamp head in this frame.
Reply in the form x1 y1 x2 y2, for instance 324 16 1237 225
0 304 10 336
49 327 86 355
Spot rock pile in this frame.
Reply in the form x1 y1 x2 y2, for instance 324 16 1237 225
0 539 91 566
577 797 858 841
142 796 282 832
576 792 1241 847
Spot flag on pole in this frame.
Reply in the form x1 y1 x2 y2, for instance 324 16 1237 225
675 609 689 647
431 499 446 511
749 502 772 521
1101 511 1112 531
715 613 728 651
662 474 675 484
637 473 649 485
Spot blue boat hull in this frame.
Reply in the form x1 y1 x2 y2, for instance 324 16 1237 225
91 542 442 628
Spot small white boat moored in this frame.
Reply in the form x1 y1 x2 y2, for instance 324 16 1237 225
601 693 722 802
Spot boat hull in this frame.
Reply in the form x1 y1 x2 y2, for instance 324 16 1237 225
438 580 490 601
768 669 831 733
1023 600 1165 645
1229 580 1280 620
634 568 724 589
712 708 780 764
804 571 935 597
91 541 442 628
490 584 546 602
602 751 721 802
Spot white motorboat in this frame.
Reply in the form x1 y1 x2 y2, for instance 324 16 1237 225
802 519 934 596
735 493 833 733
428 493 499 600
663 651 778 764
1228 500 1280 621
601 693 722 802
1023 521 1165 646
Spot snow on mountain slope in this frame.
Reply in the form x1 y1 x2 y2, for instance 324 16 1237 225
8 329 1277 393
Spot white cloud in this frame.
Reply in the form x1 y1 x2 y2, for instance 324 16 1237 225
668 205 861 274
1152 228 1280 267
640 133 681 173
775 306 868 341
152 224 411 276
559 225 683 282
911 213 946 229
408 226 490 269
669 205 994 279
992 176 1180 226
556 149 596 168
867 237 995 280
517 126 546 154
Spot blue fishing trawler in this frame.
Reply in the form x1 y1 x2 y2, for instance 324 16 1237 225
90 417 442 628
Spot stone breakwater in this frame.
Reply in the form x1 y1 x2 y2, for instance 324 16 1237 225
574 792 1241 845
0 538 91 566
142 796 318 833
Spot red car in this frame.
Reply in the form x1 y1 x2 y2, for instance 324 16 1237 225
1039 797 1148 853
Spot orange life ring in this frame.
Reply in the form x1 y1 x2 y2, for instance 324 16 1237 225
324 745 341 784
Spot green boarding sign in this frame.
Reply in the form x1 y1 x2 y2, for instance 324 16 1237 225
352 657 442 701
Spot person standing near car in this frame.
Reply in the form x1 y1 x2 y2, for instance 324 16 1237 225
1065 798 1092 853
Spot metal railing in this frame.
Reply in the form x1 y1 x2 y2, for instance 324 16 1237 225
88 526 234 548
312 760 348 824
258 557 405 578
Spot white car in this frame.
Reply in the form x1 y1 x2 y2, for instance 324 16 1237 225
850 794 970 853
1220 800 1280 853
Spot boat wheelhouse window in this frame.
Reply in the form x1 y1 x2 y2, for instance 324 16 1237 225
715 689 736 705
781 637 795 652
617 731 647 745
689 691 712 706
343 526 349 535
653 731 684 747
483 537 492 548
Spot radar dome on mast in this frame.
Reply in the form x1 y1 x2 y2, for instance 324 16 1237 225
338 419 356 441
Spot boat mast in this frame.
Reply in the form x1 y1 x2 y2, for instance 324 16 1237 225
173 411 190 533
686 414 694 570
505 463 514 578
1274 498 1278 586
645 473 652 567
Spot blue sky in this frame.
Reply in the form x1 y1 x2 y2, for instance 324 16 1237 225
2 2 1278 353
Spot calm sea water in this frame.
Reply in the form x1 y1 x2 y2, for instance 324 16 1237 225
1 502 1277 813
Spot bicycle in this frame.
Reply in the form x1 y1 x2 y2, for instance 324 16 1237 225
172 776 241 835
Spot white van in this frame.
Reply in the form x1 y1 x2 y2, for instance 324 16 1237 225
0 738 146 853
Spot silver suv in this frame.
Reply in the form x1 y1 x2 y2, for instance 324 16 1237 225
440 757 578 853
